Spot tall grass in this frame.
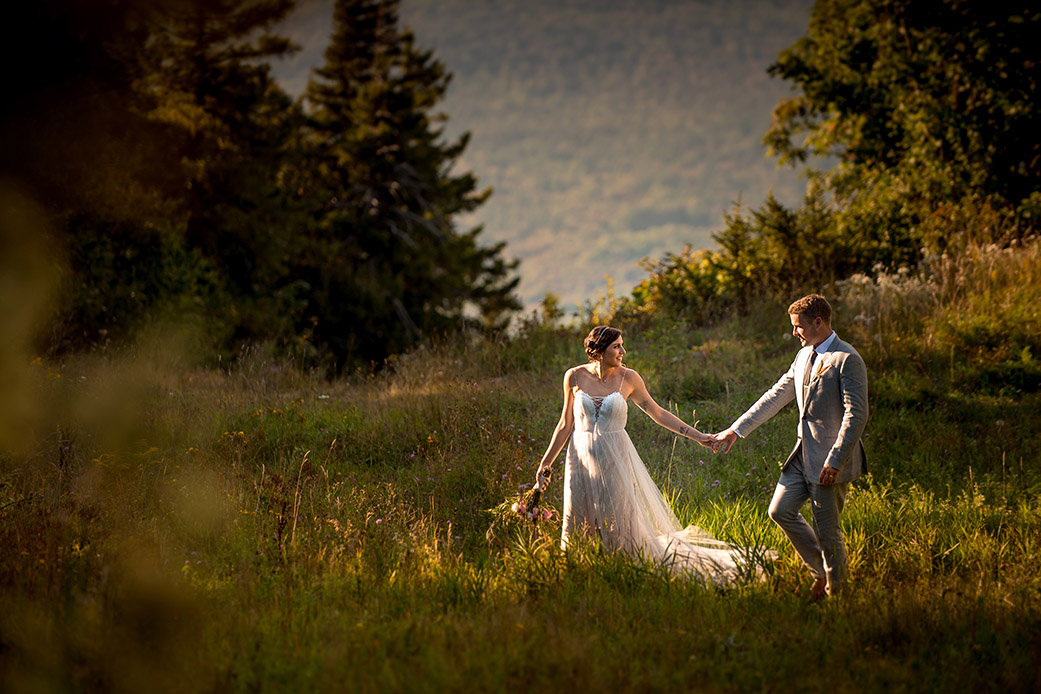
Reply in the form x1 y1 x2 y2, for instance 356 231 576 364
2 242 1041 691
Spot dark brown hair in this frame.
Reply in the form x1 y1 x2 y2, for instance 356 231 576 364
787 294 832 323
584 326 622 361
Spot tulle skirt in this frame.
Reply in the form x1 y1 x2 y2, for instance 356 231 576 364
562 428 766 584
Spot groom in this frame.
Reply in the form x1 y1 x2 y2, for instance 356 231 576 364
713 294 868 599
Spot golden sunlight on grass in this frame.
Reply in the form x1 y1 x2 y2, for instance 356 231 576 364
2 240 1040 690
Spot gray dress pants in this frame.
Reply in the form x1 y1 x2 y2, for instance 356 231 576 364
767 447 849 593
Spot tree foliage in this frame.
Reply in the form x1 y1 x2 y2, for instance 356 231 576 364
298 0 519 365
765 0 1041 254
1 0 519 368
136 0 306 348
619 0 1041 323
624 186 853 323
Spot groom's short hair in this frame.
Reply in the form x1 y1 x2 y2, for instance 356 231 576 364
788 294 832 324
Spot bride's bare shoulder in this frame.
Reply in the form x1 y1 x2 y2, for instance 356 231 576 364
620 368 648 397
622 367 646 383
563 365 591 385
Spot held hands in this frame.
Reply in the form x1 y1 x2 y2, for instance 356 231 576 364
711 429 739 454
695 432 722 454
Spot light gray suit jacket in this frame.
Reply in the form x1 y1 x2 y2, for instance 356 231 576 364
732 334 868 484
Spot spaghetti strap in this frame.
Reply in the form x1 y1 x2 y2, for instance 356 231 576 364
617 367 627 394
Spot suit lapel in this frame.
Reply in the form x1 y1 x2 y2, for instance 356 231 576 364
812 336 846 385
805 335 842 393
810 353 833 384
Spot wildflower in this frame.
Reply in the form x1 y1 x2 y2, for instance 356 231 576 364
486 471 558 544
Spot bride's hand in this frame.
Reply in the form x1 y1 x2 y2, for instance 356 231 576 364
697 433 721 453
534 466 552 490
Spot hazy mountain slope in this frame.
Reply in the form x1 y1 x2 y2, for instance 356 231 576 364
272 0 815 308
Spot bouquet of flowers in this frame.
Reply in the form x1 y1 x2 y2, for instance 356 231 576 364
486 467 557 545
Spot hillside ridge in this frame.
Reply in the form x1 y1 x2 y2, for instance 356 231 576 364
272 0 816 307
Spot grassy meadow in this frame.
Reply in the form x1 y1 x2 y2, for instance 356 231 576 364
2 241 1041 692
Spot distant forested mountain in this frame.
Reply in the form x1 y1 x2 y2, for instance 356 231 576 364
273 0 815 307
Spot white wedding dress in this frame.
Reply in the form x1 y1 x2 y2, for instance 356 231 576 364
562 382 766 584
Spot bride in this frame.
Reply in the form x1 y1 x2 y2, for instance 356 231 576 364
534 326 767 584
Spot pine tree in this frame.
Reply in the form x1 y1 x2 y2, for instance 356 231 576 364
137 0 307 347
2 0 214 352
301 0 519 365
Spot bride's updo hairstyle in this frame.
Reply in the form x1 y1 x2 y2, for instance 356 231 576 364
584 326 622 361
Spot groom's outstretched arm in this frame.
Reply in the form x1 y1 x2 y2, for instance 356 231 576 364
714 360 798 453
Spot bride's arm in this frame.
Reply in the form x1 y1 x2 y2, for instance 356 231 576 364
627 370 715 447
534 369 577 485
